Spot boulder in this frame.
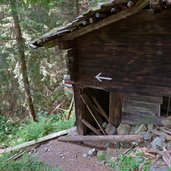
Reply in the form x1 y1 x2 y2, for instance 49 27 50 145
161 116 171 128
117 123 131 135
135 124 147 134
105 123 117 135
151 136 165 150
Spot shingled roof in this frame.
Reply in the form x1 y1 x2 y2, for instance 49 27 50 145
30 0 170 49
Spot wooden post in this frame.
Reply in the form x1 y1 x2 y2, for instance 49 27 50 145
109 92 123 127
74 86 86 135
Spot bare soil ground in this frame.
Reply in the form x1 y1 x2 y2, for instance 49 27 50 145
36 139 112 171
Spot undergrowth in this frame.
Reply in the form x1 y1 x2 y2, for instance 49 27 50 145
97 149 150 171
107 151 150 171
0 111 74 171
0 153 62 171
0 111 75 147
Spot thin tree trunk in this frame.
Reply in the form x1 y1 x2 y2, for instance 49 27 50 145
10 0 37 121
75 0 79 16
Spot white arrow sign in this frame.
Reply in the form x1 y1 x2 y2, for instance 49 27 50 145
95 73 112 82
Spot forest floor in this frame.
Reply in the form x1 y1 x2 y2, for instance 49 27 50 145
34 123 171 171
35 139 113 171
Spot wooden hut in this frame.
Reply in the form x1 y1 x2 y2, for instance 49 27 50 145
30 0 171 135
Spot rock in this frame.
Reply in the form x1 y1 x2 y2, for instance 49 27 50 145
105 123 117 135
135 124 147 134
88 148 97 157
157 166 169 171
131 125 140 134
150 165 157 171
139 132 152 141
131 142 139 147
127 0 133 8
167 142 171 150
59 153 65 159
162 116 171 128
83 148 97 158
97 160 106 165
82 153 89 159
151 136 165 150
117 123 131 135
148 124 154 131
69 154 77 160
102 122 107 129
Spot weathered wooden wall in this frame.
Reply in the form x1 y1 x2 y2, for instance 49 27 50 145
66 9 171 134
75 9 171 97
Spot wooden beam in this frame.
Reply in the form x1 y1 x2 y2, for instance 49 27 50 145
61 0 149 41
58 135 144 143
74 86 85 135
67 48 78 81
80 94 106 134
91 96 109 122
0 127 76 154
81 119 102 135
109 92 123 127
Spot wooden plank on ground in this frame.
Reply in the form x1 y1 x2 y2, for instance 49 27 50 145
80 94 106 134
58 135 144 143
109 92 123 127
0 127 76 154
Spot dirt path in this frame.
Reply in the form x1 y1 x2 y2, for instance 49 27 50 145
36 139 112 171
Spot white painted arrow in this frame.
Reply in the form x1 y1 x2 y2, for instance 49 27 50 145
95 73 112 82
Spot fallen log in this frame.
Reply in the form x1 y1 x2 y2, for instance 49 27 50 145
0 127 76 154
58 135 144 143
146 149 171 155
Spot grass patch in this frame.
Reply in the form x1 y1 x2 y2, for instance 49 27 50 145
97 151 107 161
107 151 150 171
0 153 62 171
0 111 75 147
15 111 75 144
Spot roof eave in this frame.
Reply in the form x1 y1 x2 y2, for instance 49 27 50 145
30 0 149 49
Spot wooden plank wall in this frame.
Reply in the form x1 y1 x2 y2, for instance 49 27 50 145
75 9 171 97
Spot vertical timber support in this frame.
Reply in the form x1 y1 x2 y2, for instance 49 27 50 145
73 85 86 135
109 92 123 128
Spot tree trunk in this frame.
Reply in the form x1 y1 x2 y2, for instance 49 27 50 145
10 0 37 121
75 0 79 16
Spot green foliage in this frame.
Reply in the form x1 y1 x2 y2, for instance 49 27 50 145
108 153 150 171
16 111 75 142
97 151 107 161
17 118 53 142
0 116 18 143
0 111 75 147
0 153 62 171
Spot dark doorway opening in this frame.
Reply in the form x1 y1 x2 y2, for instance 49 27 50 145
81 87 109 135
161 97 171 116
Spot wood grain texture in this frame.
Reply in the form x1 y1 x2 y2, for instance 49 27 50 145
75 9 171 96
58 135 144 143
109 92 123 127
73 85 86 135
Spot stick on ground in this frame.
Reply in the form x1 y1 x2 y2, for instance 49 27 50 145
0 127 76 154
